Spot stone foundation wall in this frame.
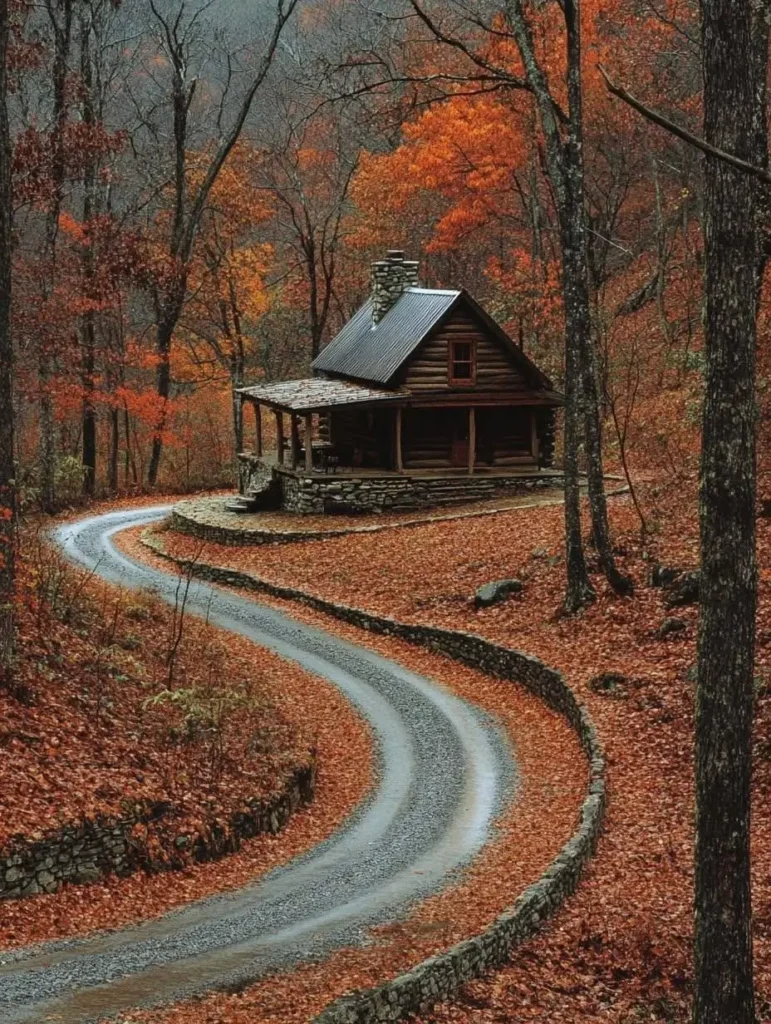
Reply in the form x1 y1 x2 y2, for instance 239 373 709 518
142 532 606 1024
280 472 560 516
238 453 268 496
1 758 315 899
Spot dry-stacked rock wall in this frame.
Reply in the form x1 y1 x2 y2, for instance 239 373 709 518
142 530 606 1024
1 759 315 899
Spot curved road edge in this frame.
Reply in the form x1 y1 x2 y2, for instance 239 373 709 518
0 506 517 1024
141 518 607 1024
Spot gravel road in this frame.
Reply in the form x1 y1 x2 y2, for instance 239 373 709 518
0 506 517 1023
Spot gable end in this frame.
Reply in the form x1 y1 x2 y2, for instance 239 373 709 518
399 295 552 394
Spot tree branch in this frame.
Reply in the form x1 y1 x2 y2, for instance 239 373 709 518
598 63 771 184
409 1 531 92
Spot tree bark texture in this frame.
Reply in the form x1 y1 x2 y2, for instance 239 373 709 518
507 0 627 608
79 9 96 497
562 0 631 597
694 1 763 1021
147 309 177 487
0 0 16 677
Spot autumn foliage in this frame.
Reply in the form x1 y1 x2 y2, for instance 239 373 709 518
3 0 771 1021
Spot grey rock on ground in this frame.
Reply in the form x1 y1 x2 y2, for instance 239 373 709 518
474 579 523 609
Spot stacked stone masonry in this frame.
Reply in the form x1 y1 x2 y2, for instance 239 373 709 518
370 252 420 323
143 529 607 1024
279 472 560 516
0 759 315 900
171 485 567 549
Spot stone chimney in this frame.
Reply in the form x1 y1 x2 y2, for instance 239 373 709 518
370 250 420 324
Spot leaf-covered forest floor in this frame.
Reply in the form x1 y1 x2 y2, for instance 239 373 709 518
0 518 372 949
113 524 587 1024
173 483 570 539
153 478 771 1022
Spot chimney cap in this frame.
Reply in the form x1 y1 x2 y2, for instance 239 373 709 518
386 249 405 260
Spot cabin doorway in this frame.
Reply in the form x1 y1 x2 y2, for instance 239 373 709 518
450 409 470 467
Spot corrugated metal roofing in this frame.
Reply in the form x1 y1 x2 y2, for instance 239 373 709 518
238 377 408 412
312 288 461 385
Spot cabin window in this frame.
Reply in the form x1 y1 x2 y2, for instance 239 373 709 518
448 341 476 385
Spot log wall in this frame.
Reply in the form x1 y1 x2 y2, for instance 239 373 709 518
403 306 529 394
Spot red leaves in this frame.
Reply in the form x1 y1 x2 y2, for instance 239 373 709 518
0 525 372 950
153 483 771 1021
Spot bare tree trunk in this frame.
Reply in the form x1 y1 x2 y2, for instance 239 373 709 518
147 320 172 487
147 299 181 487
562 0 631 598
230 351 244 454
80 8 97 497
500 0 629 608
0 0 15 679
109 405 119 493
560 221 595 612
39 0 73 513
694 1 765 1020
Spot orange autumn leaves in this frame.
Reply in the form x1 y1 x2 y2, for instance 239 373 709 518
156 483 771 1022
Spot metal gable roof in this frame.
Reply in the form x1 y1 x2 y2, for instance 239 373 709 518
312 288 461 385
312 287 557 393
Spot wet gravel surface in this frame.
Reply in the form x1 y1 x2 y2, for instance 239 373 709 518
0 506 517 1023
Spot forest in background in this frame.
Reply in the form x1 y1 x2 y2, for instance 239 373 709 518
0 2 769 1020
1 0 755 508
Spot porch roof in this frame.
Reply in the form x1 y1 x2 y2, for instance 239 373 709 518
238 377 408 413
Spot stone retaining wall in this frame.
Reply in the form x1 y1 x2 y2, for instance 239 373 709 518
171 486 569 549
0 758 315 899
280 471 559 516
141 530 606 1024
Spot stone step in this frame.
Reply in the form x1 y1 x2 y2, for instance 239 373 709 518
422 488 498 499
421 484 496 493
422 488 497 498
225 497 258 514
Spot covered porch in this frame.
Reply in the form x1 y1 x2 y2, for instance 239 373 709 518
237 379 552 479
237 378 407 476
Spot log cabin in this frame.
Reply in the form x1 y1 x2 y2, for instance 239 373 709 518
235 251 563 515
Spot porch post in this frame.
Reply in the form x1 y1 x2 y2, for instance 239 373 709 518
290 413 300 470
255 401 262 457
395 407 403 473
304 412 314 473
468 406 476 475
274 410 284 466
530 411 540 464
236 392 245 452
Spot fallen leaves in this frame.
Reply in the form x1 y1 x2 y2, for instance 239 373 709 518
115 531 591 1024
152 480 771 1021
0 523 373 949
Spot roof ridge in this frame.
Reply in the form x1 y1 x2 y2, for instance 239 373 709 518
405 287 460 295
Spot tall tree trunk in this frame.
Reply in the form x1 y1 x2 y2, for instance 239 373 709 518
80 9 96 497
505 0 628 609
563 0 631 598
145 0 298 486
230 354 244 455
0 0 15 679
560 217 596 612
109 405 119 493
147 323 171 487
694 1 764 1020
147 294 182 487
39 0 73 513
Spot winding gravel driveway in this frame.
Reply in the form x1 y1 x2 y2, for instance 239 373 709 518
0 506 517 1023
